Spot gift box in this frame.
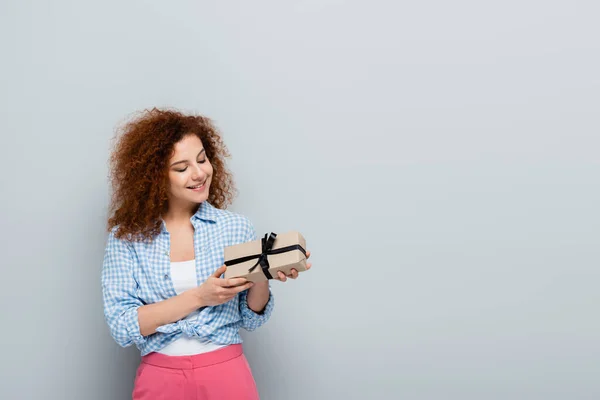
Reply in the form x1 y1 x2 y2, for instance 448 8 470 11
223 231 308 282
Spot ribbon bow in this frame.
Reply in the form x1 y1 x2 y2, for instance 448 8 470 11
246 232 278 279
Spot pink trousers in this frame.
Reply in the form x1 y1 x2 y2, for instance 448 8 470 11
132 344 260 400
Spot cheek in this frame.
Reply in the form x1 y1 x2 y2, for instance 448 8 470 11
205 163 214 177
168 172 187 189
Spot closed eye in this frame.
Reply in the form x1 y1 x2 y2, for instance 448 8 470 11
175 159 206 172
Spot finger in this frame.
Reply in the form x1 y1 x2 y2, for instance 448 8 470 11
306 262 312 270
277 271 287 282
224 282 254 295
217 277 249 288
306 251 311 259
290 269 299 279
212 265 227 278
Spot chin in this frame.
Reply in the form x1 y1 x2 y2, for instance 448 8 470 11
197 195 209 203
192 191 210 203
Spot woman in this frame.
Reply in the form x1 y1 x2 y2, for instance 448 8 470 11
102 108 311 399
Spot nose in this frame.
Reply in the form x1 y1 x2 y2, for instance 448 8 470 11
191 164 206 181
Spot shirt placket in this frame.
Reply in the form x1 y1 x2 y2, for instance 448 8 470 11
194 221 216 285
193 220 206 285
159 231 177 297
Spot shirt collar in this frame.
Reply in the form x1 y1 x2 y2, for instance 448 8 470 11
191 201 219 223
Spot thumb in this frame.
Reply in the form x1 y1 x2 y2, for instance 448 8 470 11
213 265 227 278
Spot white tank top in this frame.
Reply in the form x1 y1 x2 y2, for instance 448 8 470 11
156 259 227 356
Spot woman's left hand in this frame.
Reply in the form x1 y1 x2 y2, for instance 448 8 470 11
276 251 312 282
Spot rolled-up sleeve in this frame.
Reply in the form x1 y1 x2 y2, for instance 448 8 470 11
239 288 274 331
238 219 275 331
101 229 146 348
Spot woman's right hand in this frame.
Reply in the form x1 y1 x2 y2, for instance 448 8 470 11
193 265 253 307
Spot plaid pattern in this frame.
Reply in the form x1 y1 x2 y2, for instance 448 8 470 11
101 201 274 356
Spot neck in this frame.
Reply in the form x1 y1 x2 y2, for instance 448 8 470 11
163 201 200 224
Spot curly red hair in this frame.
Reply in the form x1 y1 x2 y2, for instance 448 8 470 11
107 108 236 242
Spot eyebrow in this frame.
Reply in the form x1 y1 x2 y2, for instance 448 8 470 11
170 149 205 167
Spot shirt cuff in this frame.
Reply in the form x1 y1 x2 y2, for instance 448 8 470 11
124 306 147 347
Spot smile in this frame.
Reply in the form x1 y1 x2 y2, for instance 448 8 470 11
187 181 206 191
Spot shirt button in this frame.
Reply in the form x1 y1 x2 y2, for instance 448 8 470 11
164 251 169 256
164 274 169 279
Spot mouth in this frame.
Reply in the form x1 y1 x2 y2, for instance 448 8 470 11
187 181 207 192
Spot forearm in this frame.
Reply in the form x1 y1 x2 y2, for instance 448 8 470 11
246 281 270 313
137 290 203 336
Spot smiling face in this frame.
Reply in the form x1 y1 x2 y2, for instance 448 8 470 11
166 134 213 212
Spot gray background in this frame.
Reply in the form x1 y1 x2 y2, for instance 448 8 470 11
1 1 598 399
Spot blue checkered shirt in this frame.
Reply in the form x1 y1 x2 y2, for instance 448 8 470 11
101 201 274 356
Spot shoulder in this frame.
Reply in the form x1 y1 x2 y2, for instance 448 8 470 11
102 226 138 272
211 207 256 242
105 225 136 251
215 207 254 232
